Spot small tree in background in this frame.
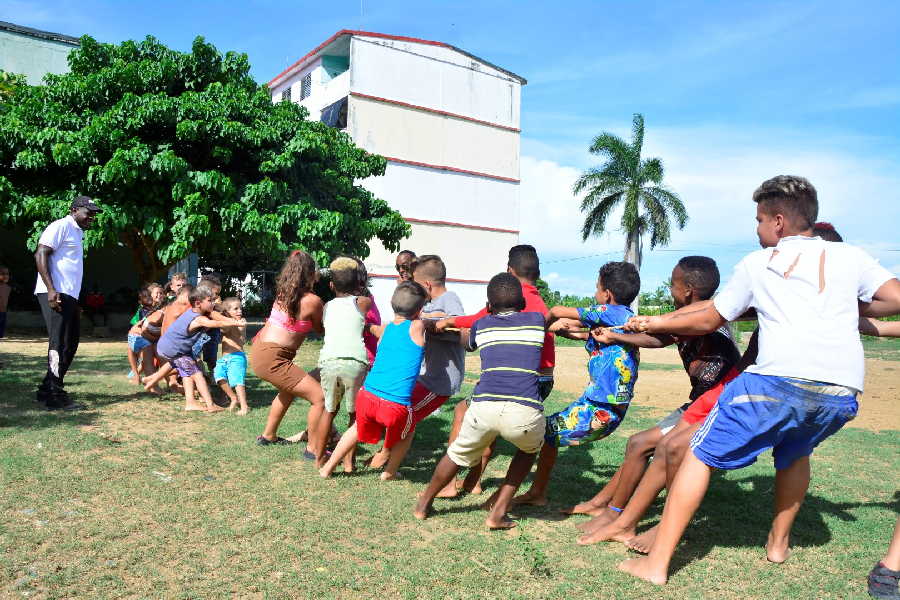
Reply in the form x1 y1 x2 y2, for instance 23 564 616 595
0 36 409 284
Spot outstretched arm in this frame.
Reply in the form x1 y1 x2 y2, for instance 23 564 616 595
191 316 243 330
626 302 726 336
860 278 900 318
596 328 675 348
859 317 900 338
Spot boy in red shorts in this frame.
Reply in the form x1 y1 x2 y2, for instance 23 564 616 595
319 281 428 481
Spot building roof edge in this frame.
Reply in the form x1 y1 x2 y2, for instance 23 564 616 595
0 20 80 46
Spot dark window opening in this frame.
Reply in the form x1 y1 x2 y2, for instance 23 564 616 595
321 97 348 129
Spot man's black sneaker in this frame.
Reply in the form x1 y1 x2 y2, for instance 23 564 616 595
45 401 84 412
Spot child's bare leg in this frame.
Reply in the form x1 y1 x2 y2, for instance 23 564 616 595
127 348 140 383
568 467 622 521
617 451 712 586
486 450 538 530
143 362 173 390
183 377 205 411
319 424 358 478
341 411 356 471
369 446 390 469
512 444 558 506
436 401 469 498
461 441 494 494
414 455 461 520
579 457 667 545
219 380 238 409
882 517 900 570
767 456 810 563
235 385 248 415
193 373 223 412
381 434 414 481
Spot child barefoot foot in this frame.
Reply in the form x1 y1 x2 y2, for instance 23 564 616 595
576 520 636 546
485 514 517 530
625 525 658 554
380 471 403 481
575 507 618 532
561 498 608 515
284 430 308 444
185 401 207 411
368 448 389 469
227 401 237 412
436 479 461 498
765 531 791 563
413 493 432 520
511 489 548 506
205 403 225 413
237 406 249 416
617 557 667 585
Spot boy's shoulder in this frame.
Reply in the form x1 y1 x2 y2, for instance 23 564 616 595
475 310 544 328
579 303 633 325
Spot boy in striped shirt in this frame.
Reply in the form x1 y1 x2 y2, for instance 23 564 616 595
414 272 546 530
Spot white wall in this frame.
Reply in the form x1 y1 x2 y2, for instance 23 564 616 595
351 36 520 129
350 95 520 180
365 221 517 283
359 161 519 230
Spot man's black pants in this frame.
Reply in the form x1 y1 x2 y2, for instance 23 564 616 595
36 293 80 406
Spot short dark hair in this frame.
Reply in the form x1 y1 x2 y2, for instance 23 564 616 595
391 281 428 317
397 250 417 260
813 222 843 242
414 254 446 285
330 265 360 294
508 247 540 282
487 272 526 313
598 262 640 306
189 284 216 304
752 175 818 230
137 287 152 304
676 256 720 300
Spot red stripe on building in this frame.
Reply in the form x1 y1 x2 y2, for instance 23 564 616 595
269 30 450 87
404 217 518 235
351 92 520 132
384 156 519 183
370 273 490 284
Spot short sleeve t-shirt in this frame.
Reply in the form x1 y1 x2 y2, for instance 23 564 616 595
454 282 555 371
418 290 466 397
577 304 638 406
34 215 84 298
468 311 546 411
714 236 896 391
676 325 741 403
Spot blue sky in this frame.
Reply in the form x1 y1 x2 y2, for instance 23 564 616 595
5 0 899 295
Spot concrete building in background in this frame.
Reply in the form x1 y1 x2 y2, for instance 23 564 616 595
0 21 79 84
268 30 526 317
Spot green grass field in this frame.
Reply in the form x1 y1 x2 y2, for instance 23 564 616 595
1 337 897 599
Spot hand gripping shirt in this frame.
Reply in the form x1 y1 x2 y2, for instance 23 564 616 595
576 304 639 406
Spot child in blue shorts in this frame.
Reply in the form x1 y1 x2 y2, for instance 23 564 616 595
617 175 900 586
514 261 640 506
213 297 249 415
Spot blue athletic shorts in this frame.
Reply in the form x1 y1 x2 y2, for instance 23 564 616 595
544 394 628 448
128 333 152 353
690 372 858 470
213 351 247 387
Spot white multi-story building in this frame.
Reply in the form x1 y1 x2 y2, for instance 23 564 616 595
268 30 526 317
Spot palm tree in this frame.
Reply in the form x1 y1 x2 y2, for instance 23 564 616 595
573 113 687 309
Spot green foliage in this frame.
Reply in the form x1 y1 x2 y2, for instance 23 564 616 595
535 277 594 308
0 36 408 283
0 70 26 108
639 280 673 308
574 114 687 269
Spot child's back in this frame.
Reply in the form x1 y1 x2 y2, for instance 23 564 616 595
319 296 367 364
364 319 425 406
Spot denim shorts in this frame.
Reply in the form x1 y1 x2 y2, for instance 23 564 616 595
691 372 858 470
128 334 152 353
213 351 247 387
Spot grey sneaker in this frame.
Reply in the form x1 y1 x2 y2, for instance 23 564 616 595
869 562 900 599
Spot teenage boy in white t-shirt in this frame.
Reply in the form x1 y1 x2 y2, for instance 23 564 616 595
34 196 101 410
616 175 900 586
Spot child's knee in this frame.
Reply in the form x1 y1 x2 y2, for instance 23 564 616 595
626 430 656 456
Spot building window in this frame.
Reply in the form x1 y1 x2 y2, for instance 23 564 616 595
320 97 348 129
281 87 291 102
300 73 312 100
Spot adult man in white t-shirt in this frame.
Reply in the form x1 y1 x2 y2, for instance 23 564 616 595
616 175 900 585
34 196 101 410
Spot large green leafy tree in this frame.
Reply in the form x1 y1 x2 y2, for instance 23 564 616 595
0 36 409 284
573 113 687 308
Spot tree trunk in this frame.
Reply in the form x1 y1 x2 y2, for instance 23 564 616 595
624 229 643 314
122 230 170 287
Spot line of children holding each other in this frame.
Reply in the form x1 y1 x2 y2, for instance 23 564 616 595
128 272 249 414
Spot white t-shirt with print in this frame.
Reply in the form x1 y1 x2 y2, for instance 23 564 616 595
34 215 85 298
714 236 896 392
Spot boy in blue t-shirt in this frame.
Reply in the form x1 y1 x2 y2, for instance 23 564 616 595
414 273 547 530
514 261 641 506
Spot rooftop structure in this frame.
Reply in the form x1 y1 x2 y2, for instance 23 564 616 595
0 20 80 85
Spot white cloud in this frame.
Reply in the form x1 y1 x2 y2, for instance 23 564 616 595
518 124 900 295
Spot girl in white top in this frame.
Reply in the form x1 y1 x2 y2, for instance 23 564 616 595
317 257 373 471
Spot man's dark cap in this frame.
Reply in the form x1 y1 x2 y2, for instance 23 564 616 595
71 195 101 212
